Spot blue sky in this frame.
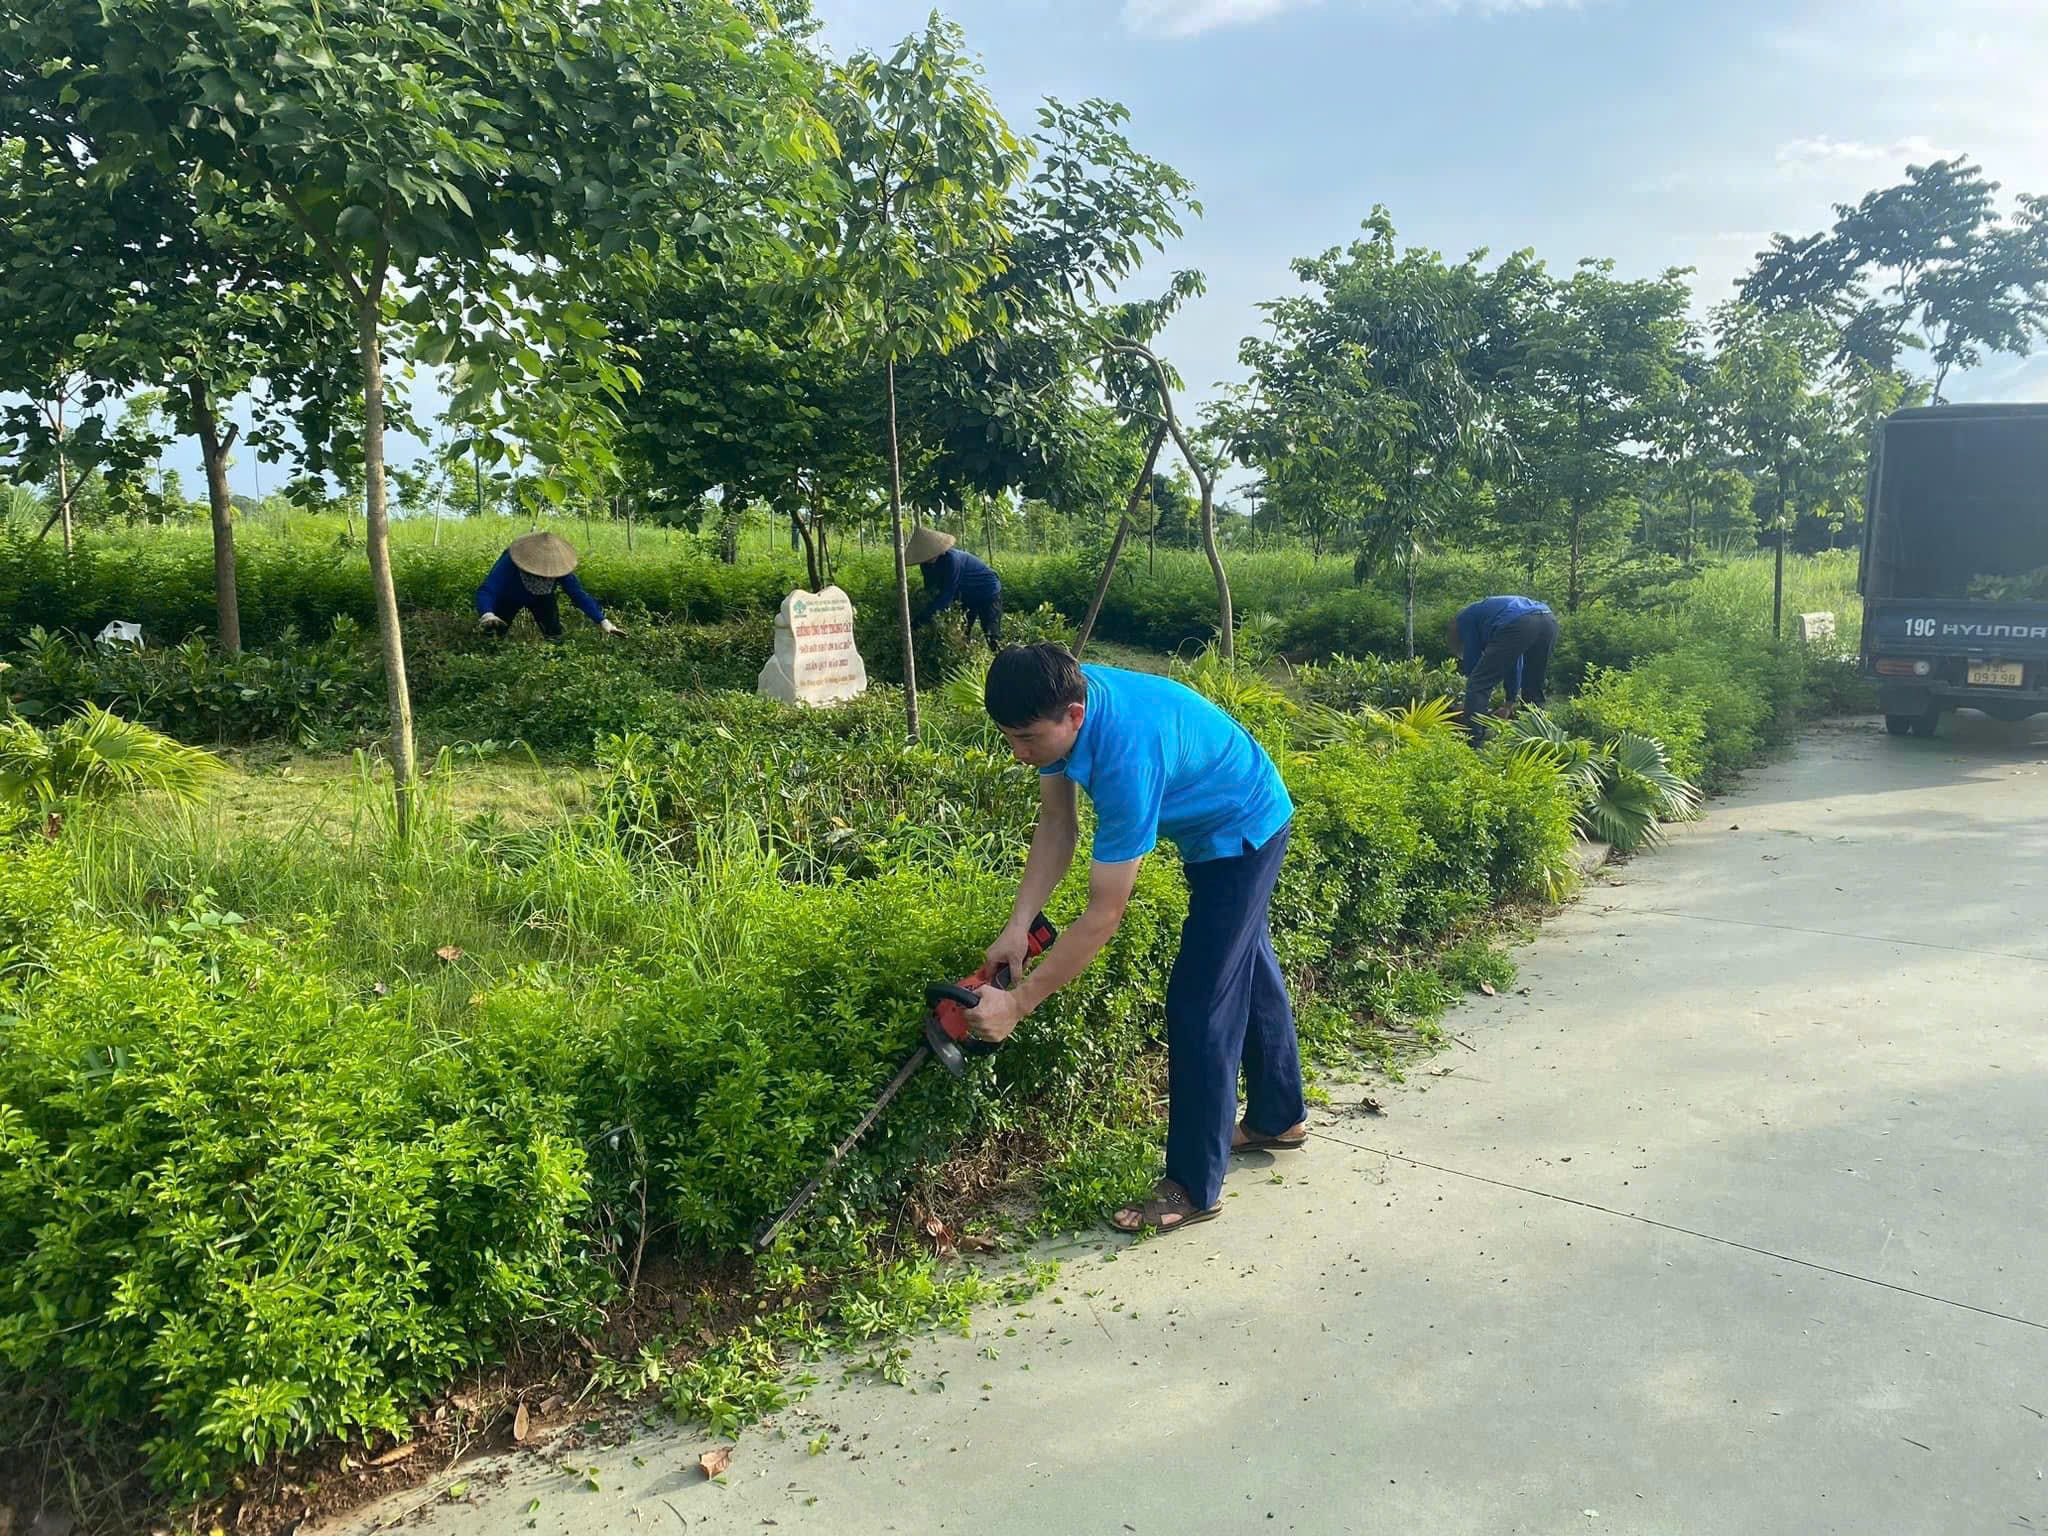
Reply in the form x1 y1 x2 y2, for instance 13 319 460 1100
154 0 2048 496
811 0 2048 412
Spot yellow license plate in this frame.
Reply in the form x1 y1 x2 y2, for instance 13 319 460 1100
1969 662 2025 687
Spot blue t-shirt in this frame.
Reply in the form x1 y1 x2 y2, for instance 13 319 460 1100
1040 665 1293 866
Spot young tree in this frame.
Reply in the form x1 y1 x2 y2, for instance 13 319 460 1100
1510 260 1691 611
1714 304 1841 635
19 0 823 829
1646 331 1739 567
1742 157 2048 399
822 17 1030 740
1235 211 1509 652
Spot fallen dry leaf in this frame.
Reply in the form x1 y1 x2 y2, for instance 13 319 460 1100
1358 1096 1385 1115
699 1447 732 1480
512 1401 531 1444
958 1233 999 1253
368 1444 417 1468
1479 982 1497 997
435 945 464 963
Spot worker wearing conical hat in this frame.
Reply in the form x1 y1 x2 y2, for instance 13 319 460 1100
904 525 1002 646
475 532 624 639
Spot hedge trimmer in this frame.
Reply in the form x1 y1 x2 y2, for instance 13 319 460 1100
752 913 1058 1251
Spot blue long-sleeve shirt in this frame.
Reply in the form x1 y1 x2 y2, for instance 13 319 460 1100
1454 595 1551 697
916 548 1001 624
475 550 606 625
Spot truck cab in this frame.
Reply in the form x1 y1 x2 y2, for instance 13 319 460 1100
1861 403 2048 737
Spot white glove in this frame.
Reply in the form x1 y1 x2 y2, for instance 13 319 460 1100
478 613 507 632
599 618 625 636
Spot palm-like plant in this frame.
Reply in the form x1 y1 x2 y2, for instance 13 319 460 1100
1502 707 1698 853
0 704 226 822
1301 694 1467 754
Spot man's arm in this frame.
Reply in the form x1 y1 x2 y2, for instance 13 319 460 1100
476 553 509 616
985 775 1077 974
915 553 960 625
968 854 1140 1040
560 572 608 625
1460 609 1482 677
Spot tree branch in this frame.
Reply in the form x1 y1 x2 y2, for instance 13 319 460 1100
267 173 369 306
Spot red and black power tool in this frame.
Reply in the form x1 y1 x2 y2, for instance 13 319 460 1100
921 910 1058 1077
753 912 1058 1250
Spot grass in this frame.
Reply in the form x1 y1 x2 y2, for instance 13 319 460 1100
205 747 591 834
65 755 626 1034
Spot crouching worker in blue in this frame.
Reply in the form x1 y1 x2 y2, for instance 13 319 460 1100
1450 595 1558 743
904 525 1002 645
475 531 624 640
965 643 1304 1236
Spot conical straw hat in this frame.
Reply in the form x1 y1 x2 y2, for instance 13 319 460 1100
508 531 578 579
903 526 957 564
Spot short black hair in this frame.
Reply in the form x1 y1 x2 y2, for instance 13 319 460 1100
984 643 1085 728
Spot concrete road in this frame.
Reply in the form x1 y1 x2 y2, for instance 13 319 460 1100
329 718 2048 1536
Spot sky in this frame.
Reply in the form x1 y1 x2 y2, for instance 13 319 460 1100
153 0 2048 497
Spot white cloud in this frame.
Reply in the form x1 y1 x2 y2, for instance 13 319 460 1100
1121 0 1305 38
1121 0 1580 41
1774 134 1947 175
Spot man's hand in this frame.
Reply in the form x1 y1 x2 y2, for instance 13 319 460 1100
964 983 1027 1042
600 619 625 636
984 923 1032 983
478 613 507 632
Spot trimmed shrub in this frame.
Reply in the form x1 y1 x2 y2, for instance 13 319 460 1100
0 855 600 1494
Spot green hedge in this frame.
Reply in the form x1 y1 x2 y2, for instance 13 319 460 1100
0 679 1576 1494
0 527 801 646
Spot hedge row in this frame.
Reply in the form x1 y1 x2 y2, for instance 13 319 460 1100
0 678 1576 1495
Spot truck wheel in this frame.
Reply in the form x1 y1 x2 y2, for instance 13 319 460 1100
1885 714 1916 737
1910 710 1941 739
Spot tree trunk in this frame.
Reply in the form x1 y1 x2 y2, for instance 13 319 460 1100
189 377 242 655
1568 499 1584 614
791 504 821 591
622 493 634 552
1405 525 1418 661
1772 466 1789 642
1197 477 1232 663
1077 423 1168 659
884 359 920 742
1682 479 1697 567
719 495 742 564
358 279 419 838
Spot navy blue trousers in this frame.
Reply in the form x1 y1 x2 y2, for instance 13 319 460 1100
1164 823 1304 1210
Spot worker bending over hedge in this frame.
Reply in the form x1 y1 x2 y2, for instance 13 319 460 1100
966 643 1304 1235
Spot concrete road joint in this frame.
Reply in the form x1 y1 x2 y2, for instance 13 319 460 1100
1642 907 2048 966
1309 1126 2048 1335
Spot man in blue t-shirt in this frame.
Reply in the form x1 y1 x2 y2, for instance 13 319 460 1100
964 643 1304 1236
1449 595 1558 742
905 526 1003 645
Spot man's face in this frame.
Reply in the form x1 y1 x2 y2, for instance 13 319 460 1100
998 702 1085 768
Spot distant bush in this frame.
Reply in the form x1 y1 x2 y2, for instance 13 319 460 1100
1295 654 1465 713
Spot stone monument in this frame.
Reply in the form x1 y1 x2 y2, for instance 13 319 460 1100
1796 611 1837 646
757 586 868 706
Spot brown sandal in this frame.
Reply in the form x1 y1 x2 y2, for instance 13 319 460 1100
1111 1178 1221 1235
1232 1120 1308 1153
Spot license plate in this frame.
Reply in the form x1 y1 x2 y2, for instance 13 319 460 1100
1969 662 2025 687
